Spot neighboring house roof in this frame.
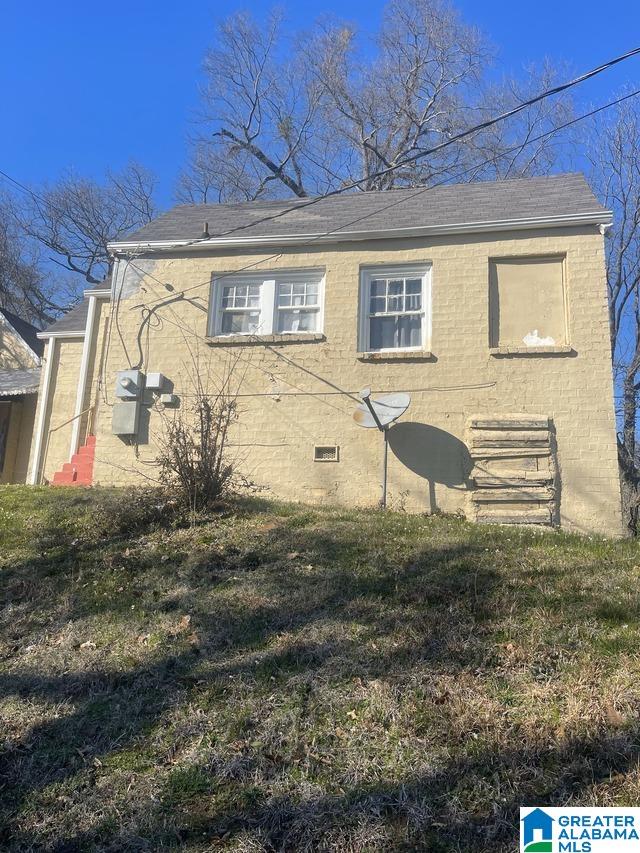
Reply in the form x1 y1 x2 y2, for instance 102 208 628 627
110 173 611 251
0 308 44 358
40 279 111 339
0 367 41 396
42 300 90 337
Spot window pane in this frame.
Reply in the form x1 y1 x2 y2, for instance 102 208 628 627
278 310 318 333
370 314 421 350
221 311 260 334
370 296 385 314
370 316 396 350
306 283 319 303
397 314 422 347
405 291 422 311
406 278 421 294
387 295 403 313
388 280 403 296
370 279 386 297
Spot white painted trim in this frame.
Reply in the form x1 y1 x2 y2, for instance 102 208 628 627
358 264 432 354
0 311 42 365
37 330 85 340
108 211 613 254
69 295 98 458
209 268 326 338
83 288 111 298
28 337 56 485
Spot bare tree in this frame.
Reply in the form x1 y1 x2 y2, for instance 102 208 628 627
15 162 156 285
589 96 640 527
0 199 69 325
179 0 574 203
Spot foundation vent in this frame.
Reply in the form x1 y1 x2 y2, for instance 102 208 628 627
314 445 339 462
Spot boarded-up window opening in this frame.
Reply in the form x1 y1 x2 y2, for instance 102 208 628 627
489 256 567 348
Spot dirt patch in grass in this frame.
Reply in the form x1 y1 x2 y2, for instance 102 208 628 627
1 486 640 850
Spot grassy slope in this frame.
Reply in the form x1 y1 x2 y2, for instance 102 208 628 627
1 487 640 851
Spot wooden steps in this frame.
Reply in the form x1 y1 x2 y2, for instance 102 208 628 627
467 416 556 527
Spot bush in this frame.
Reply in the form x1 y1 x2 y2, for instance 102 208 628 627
156 381 240 513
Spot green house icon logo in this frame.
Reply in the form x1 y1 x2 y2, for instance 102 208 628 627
521 808 554 852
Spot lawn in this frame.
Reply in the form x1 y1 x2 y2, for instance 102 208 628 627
1 487 640 851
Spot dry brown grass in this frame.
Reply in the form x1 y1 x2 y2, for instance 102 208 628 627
1 486 640 851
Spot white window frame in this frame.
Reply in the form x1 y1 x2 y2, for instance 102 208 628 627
208 269 325 337
358 264 432 353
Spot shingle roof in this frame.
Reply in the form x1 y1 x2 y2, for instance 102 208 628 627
41 300 89 336
0 367 40 396
41 279 111 338
115 173 609 246
0 309 44 357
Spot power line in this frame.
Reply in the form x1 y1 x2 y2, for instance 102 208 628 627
200 47 640 241
116 88 640 409
131 87 640 312
1 82 637 411
2 46 639 250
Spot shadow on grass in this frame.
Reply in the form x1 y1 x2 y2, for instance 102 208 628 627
1 502 638 851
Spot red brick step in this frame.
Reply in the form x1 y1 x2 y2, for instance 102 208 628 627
50 436 96 487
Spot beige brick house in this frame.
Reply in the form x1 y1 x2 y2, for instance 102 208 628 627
28 174 623 535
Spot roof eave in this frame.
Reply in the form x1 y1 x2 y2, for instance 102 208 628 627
83 288 111 299
108 210 613 254
37 329 85 340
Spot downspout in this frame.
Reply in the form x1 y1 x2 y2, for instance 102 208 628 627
28 336 57 485
69 295 98 458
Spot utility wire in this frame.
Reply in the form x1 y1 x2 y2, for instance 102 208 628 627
190 47 640 242
129 87 640 311
2 45 639 249
1 84 637 410
116 89 640 407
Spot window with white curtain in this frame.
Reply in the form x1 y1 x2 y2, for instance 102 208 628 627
359 265 431 352
209 269 325 337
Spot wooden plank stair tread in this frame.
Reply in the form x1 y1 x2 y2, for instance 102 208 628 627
472 489 554 502
471 447 551 459
473 472 553 487
470 417 549 430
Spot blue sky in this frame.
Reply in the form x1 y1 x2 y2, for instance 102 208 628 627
2 0 639 208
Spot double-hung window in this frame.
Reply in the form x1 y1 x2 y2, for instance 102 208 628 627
209 269 325 337
359 265 431 352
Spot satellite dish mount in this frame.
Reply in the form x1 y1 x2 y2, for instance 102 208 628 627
353 387 411 508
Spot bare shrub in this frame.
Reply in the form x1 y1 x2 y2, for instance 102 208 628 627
155 356 246 513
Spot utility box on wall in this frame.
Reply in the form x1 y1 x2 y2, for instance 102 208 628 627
145 372 165 391
112 400 140 436
115 370 143 399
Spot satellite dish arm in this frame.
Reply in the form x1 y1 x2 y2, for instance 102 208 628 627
361 392 385 432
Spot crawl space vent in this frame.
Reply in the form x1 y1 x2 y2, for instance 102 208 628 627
314 445 339 462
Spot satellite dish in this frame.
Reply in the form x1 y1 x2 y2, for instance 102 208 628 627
352 388 411 509
353 391 411 429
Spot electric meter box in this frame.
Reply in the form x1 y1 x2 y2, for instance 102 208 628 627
112 400 140 436
115 369 143 399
